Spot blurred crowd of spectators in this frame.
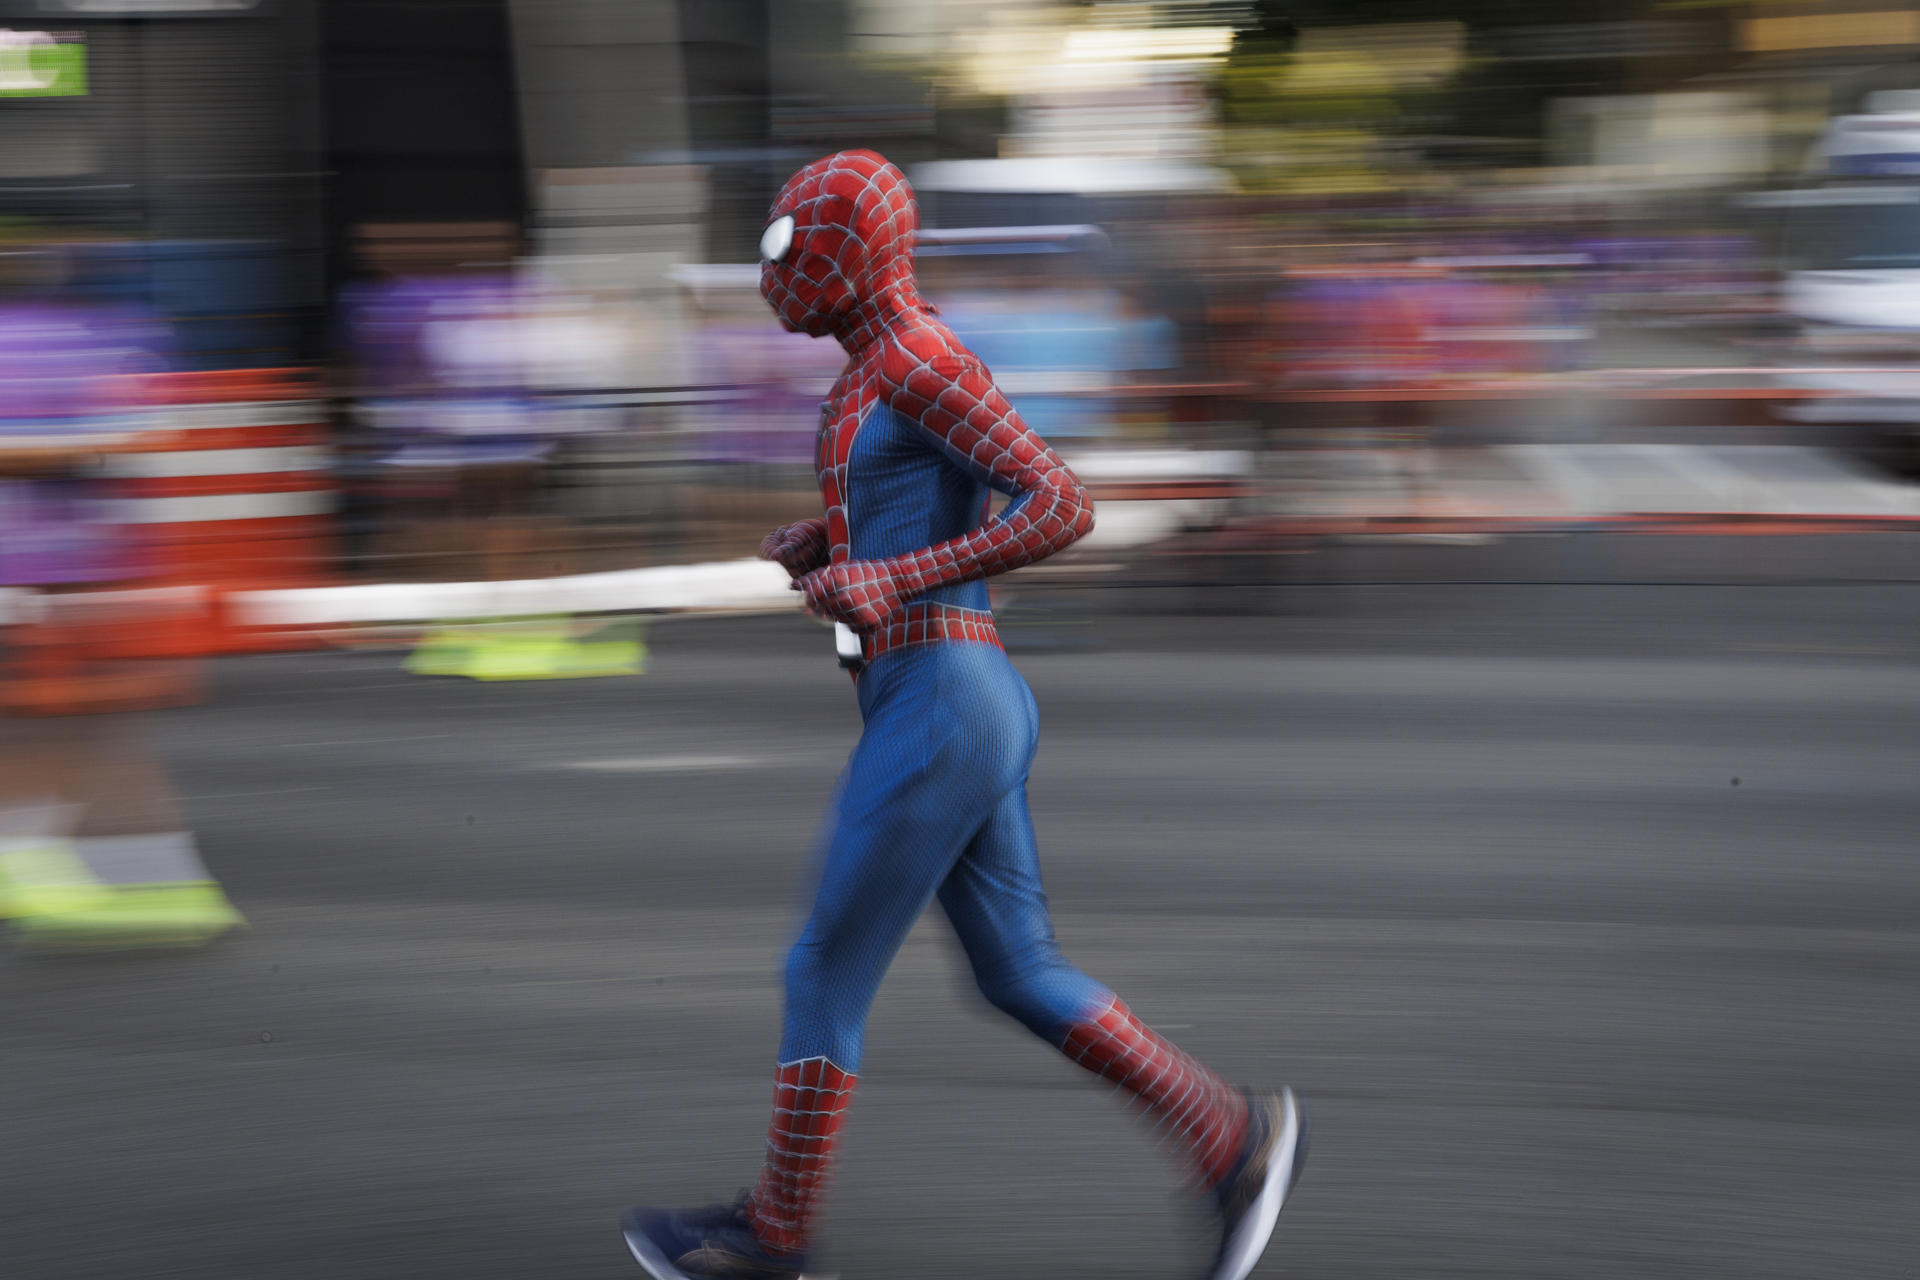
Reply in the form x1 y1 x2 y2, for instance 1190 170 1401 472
0 190 1779 589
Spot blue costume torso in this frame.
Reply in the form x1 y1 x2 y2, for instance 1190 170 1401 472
779 400 1107 1071
843 402 991 615
758 150 1107 1077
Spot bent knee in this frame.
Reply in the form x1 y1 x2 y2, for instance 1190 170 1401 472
973 956 1109 1041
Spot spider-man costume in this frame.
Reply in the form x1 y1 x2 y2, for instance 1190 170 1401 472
623 151 1305 1280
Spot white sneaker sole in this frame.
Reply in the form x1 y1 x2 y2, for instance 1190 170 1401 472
622 1226 834 1280
624 1228 690 1280
1212 1087 1305 1280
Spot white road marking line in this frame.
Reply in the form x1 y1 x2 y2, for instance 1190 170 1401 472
270 734 455 749
560 754 765 773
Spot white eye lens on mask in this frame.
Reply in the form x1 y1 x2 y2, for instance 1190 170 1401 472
760 215 795 264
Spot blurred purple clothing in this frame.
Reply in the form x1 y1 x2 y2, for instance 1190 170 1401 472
688 321 844 465
339 274 574 467
0 302 170 586
0 479 125 586
0 302 167 426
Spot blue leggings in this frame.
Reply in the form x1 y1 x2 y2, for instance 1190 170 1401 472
780 640 1110 1070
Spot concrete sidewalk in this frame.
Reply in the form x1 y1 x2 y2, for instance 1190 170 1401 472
1271 443 1920 529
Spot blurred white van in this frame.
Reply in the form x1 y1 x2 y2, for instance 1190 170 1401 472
1754 107 1920 472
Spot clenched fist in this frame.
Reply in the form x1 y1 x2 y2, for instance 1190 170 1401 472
759 517 830 581
794 560 907 632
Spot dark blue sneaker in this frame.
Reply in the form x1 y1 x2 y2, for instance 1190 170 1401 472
1210 1087 1308 1280
622 1195 818 1280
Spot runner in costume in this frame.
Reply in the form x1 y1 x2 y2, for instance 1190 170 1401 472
624 151 1305 1280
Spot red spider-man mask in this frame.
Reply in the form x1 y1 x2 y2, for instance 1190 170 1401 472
759 149 919 341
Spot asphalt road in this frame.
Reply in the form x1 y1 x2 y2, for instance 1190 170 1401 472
3 583 1917 1280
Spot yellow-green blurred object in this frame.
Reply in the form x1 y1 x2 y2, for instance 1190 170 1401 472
9 882 243 948
0 842 242 948
405 623 478 677
0 840 109 919
408 618 646 681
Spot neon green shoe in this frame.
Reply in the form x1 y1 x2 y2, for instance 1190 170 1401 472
8 880 244 948
560 628 647 678
460 619 646 681
2 831 244 949
0 840 113 921
406 623 480 677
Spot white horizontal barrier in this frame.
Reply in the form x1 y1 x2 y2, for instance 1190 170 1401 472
1068 450 1251 481
226 495 1211 627
163 401 322 431
103 445 331 479
233 557 799 627
109 490 338 524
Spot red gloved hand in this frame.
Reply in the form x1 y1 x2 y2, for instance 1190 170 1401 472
760 518 830 581
794 560 906 632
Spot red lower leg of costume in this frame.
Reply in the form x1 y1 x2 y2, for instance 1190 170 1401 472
1059 995 1249 1189
748 1057 856 1257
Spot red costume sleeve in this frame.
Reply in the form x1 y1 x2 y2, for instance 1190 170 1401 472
795 330 1094 630
875 338 1093 591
